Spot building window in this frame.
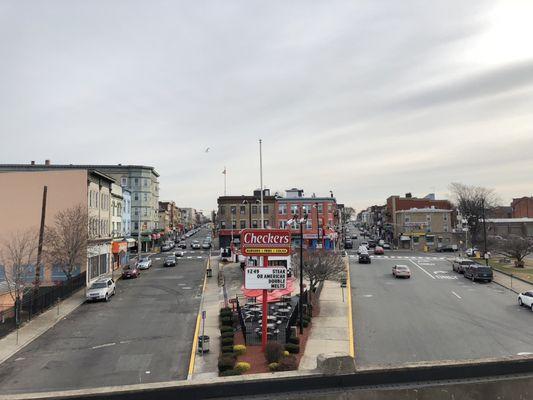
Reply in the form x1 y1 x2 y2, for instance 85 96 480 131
290 204 299 215
426 235 435 244
317 204 323 213
231 206 236 215
134 178 139 186
252 220 258 228
144 178 148 187
302 204 311 214
240 205 246 214
263 219 269 228
306 220 313 229
252 205 258 214
220 206 226 215
279 204 287 215
121 177 127 186
279 220 286 229
405 216 410 223
134 193 138 201
240 220 246 229
134 222 138 230
443 213 448 221
232 220 237 229
327 204 332 213
143 208 148 216
144 193 148 202
263 205 269 214
220 221 226 229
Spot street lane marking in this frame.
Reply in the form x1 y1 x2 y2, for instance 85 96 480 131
409 259 435 279
92 342 116 349
197 256 203 259
362 294 373 298
452 291 462 299
155 258 161 261
187 256 192 259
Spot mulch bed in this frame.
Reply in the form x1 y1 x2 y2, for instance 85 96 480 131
233 321 312 374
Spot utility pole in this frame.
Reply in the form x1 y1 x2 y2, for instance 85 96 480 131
34 186 48 292
482 199 489 266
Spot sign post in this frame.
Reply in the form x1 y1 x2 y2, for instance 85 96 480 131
242 229 291 351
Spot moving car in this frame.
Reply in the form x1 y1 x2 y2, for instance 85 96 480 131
452 258 476 274
466 247 479 257
392 264 411 278
164 255 177 267
518 291 533 311
86 277 115 302
174 250 184 257
191 240 201 249
374 246 384 255
368 240 377 248
202 241 211 249
122 265 140 279
463 264 493 282
344 239 353 249
137 257 152 270
382 243 391 250
161 244 171 252
351 234 358 239
358 253 371 264
178 241 187 249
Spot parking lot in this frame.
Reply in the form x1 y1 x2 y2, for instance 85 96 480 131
0 244 207 394
350 253 533 367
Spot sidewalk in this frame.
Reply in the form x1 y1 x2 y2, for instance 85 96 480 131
0 288 86 365
299 279 351 370
493 270 533 294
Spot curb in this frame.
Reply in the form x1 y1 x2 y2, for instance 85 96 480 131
345 257 355 358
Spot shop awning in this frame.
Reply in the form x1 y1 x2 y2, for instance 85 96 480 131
125 238 136 247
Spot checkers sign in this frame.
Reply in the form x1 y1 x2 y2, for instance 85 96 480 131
241 229 291 256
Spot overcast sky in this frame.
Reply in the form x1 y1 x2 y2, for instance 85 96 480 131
1 1 532 213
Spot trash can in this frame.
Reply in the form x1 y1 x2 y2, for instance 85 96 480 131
198 335 210 353
206 268 212 277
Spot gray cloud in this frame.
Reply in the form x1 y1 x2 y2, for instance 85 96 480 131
0 0 531 212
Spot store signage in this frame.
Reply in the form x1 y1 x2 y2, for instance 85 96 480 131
241 229 291 256
244 267 287 289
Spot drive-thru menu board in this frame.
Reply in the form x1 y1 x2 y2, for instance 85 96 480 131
244 267 287 290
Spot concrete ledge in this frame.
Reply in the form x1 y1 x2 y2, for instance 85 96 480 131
317 352 356 375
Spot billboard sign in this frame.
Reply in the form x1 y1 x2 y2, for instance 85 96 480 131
244 267 287 290
241 229 291 256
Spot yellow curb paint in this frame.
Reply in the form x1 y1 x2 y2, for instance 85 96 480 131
346 257 355 358
187 256 210 379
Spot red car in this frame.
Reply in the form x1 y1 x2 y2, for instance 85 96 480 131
374 246 384 255
122 265 140 279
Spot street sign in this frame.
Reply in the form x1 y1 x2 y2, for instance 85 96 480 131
244 267 287 290
241 229 291 256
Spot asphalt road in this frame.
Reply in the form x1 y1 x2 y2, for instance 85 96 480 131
350 251 533 367
0 228 211 394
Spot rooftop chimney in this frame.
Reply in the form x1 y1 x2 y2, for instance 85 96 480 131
30 161 35 165
44 159 50 166
405 193 412 198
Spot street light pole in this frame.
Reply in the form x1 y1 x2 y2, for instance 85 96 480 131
482 199 489 266
299 216 304 334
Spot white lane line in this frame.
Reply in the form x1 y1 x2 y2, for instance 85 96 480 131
197 256 203 259
409 259 436 279
92 342 116 349
155 258 161 261
187 256 192 259
452 291 462 299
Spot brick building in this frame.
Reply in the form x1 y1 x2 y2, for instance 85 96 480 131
511 197 533 218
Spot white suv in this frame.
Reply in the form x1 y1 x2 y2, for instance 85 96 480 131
86 277 116 302
518 291 533 311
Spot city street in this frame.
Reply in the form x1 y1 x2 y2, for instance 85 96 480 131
349 250 533 367
0 231 210 394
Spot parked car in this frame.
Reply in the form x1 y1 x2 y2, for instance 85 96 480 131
164 255 177 267
344 239 353 249
122 265 140 279
464 264 493 282
191 240 201 249
392 264 411 278
466 247 479 257
137 257 152 270
518 291 533 310
382 243 391 250
374 246 384 255
436 244 458 252
358 253 371 264
452 258 476 274
86 278 115 302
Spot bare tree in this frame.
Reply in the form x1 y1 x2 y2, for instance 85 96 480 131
0 230 39 321
292 249 345 293
449 182 498 245
492 235 533 268
44 204 88 280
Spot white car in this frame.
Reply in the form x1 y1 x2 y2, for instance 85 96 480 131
86 278 115 302
392 265 411 278
518 291 533 310
174 251 184 257
137 257 152 270
466 248 479 257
